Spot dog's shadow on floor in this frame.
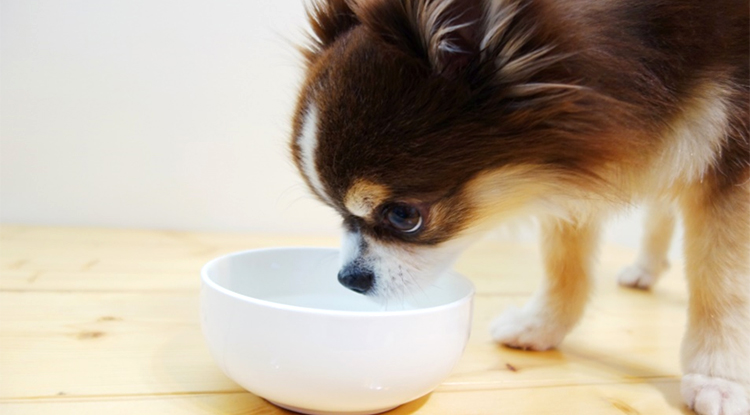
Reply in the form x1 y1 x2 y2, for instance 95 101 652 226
651 381 692 415
560 344 692 415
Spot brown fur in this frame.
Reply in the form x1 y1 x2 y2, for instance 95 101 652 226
293 0 748 238
289 0 750 413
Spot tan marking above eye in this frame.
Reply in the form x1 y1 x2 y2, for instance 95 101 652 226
344 179 390 218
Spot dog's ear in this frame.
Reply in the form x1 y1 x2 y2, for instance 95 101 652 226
418 0 485 78
304 0 359 62
354 0 485 79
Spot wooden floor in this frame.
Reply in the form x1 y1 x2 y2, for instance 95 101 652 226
0 225 693 414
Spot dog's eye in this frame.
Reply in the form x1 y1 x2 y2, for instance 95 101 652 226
384 203 423 233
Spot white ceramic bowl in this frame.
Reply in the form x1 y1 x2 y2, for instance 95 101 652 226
200 247 474 415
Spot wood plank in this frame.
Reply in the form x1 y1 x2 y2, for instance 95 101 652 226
0 380 690 415
0 286 686 399
0 226 693 414
0 226 338 292
1 225 646 295
0 392 293 415
0 291 236 398
0 229 535 294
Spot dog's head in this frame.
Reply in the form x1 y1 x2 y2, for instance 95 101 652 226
290 0 621 297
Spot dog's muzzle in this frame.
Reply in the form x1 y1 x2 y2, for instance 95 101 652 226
337 264 374 294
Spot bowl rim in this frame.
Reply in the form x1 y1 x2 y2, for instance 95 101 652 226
201 246 475 317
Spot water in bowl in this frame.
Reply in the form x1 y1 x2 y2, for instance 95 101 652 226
264 292 425 312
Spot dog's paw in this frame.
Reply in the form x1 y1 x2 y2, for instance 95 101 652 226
617 263 664 290
490 306 567 351
681 374 750 415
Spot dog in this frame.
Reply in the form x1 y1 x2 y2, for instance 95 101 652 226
288 0 750 413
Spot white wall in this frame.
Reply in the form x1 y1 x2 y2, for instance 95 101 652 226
1 0 341 234
1 0 677 257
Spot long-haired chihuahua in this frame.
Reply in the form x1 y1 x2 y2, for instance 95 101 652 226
289 0 749 413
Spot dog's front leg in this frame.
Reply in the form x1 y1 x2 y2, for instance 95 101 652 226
679 183 750 415
491 217 599 350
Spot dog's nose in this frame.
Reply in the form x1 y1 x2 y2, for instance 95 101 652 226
337 266 374 294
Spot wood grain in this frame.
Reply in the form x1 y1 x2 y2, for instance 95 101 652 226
0 225 692 414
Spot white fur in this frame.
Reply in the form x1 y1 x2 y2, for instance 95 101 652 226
298 105 333 204
339 229 361 269
490 304 570 351
340 231 477 300
682 374 750 415
617 263 665 290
